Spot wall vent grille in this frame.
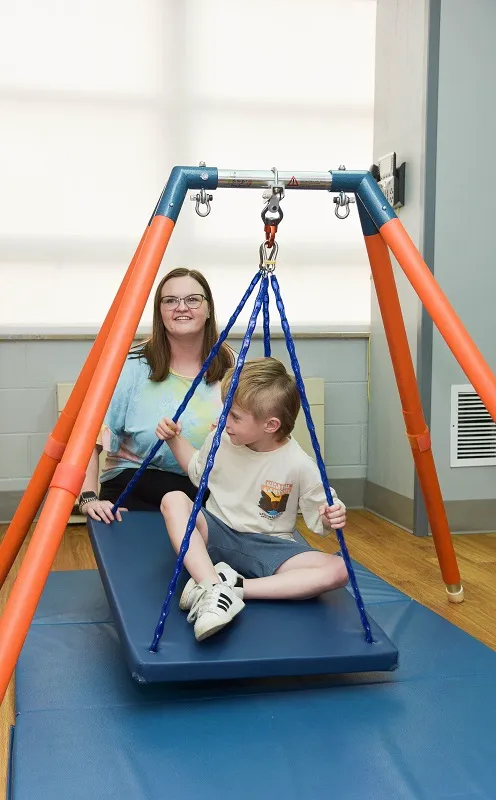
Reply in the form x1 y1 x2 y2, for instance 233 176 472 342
450 385 496 467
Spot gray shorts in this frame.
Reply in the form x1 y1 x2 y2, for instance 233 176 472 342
202 508 316 578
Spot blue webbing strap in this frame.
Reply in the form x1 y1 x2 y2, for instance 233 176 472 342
270 273 373 643
110 271 263 515
263 289 271 356
150 277 269 650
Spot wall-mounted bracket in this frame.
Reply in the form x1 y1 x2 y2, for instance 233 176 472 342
371 151 406 209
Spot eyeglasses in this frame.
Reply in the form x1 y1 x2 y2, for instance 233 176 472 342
160 294 207 310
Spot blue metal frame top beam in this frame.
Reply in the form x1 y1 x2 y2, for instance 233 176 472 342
155 165 396 230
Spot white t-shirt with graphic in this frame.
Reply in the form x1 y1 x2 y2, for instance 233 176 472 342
187 431 343 540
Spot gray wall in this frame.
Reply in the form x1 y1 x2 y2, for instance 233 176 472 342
429 0 496 511
368 0 496 534
0 335 369 522
366 0 430 528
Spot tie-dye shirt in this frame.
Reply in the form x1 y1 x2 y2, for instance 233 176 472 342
99 355 223 483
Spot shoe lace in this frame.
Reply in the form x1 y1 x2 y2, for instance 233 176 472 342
187 583 210 623
190 583 229 621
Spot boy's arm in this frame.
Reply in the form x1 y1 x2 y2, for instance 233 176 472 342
186 431 216 487
167 434 197 474
155 418 197 473
319 493 346 532
299 481 346 536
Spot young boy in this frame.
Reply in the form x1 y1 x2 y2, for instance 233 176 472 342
156 357 348 642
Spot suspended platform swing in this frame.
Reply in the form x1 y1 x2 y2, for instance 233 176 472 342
87 211 398 682
2 164 496 695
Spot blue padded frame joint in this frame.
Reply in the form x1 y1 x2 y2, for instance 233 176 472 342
356 194 379 237
356 172 397 230
330 170 397 232
155 166 218 222
329 169 369 193
147 185 167 226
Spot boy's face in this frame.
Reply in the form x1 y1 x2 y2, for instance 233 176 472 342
224 404 281 450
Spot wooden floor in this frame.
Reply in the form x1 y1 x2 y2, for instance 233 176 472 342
1 510 496 794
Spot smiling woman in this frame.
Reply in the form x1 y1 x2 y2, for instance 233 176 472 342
77 268 235 523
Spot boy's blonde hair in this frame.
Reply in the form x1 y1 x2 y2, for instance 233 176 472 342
221 357 300 441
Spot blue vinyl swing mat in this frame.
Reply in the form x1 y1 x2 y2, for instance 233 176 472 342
87 511 399 682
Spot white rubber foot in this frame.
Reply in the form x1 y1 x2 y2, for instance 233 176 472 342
446 585 464 604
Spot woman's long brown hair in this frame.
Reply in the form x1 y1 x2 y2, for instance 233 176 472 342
131 268 234 384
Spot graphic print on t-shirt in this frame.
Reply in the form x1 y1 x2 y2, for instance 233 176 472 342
258 480 293 518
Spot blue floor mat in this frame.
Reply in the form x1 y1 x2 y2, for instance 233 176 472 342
16 594 495 716
10 560 496 799
87 512 399 681
11 675 496 800
6 726 14 800
33 568 112 625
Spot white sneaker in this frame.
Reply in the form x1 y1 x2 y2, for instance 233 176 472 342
189 583 245 642
179 562 244 611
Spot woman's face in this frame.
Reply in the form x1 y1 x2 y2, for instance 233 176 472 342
159 275 210 338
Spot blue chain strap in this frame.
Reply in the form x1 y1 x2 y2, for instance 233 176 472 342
263 289 271 357
149 277 269 651
110 271 263 515
270 274 373 643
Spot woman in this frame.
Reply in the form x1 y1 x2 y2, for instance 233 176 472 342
78 268 234 523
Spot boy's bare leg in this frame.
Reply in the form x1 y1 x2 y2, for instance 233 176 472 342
160 491 219 585
243 551 348 600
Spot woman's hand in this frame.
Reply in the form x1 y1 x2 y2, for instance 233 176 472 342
156 417 182 441
81 499 127 524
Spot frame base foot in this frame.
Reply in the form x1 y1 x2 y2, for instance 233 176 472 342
446 584 464 604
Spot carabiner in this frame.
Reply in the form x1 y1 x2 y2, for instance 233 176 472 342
259 240 279 274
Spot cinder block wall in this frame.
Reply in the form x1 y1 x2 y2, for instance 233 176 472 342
0 334 369 521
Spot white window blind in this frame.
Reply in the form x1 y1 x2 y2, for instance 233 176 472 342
0 0 376 331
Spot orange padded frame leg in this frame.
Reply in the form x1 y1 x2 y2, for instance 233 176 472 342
0 228 150 590
381 218 496 424
364 232 463 602
0 215 175 703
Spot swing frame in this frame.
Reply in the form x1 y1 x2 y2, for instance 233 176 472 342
1 164 496 699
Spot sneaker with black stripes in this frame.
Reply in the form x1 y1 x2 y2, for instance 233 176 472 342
188 582 245 642
179 562 244 611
